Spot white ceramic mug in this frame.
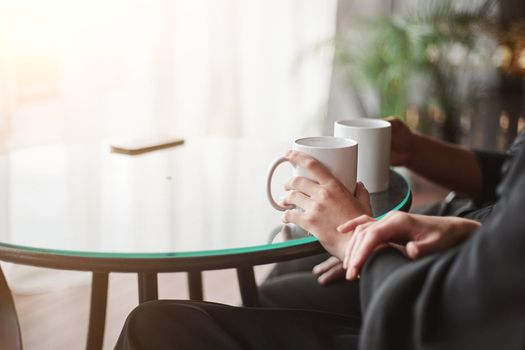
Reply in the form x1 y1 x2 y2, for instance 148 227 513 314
267 136 358 211
334 119 391 193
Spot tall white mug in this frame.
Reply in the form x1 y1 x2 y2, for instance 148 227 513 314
267 136 358 211
334 119 391 193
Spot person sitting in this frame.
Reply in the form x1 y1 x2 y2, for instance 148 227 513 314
258 117 507 318
115 118 525 350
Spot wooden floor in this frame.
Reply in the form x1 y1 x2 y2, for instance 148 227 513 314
8 172 447 350
10 266 272 350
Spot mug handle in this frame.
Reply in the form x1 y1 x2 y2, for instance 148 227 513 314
266 156 295 211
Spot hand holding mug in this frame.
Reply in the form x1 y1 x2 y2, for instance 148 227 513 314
386 116 415 167
272 150 372 259
267 136 358 211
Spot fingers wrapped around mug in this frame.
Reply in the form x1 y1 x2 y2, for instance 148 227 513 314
285 151 336 186
284 176 319 198
279 151 373 259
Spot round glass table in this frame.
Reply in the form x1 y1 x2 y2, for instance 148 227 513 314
0 138 411 350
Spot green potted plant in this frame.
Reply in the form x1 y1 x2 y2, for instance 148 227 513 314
333 0 497 141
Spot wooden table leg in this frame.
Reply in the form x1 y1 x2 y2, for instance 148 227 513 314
236 266 260 307
187 271 203 301
138 273 158 303
87 272 109 350
0 264 22 350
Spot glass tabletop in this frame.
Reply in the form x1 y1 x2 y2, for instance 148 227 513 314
0 138 410 258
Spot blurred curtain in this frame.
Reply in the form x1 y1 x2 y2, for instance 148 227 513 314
0 0 337 294
0 0 337 151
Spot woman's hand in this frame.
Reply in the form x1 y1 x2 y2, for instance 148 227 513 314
340 212 481 280
312 256 345 285
280 151 372 259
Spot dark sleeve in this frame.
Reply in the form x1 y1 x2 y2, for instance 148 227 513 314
460 203 494 223
472 150 506 204
359 146 525 350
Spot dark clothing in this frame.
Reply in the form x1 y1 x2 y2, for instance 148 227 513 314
115 300 361 350
359 138 525 349
259 253 362 320
116 131 525 349
473 150 505 204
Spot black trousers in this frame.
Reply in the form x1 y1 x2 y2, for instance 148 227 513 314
259 253 362 320
115 300 361 350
